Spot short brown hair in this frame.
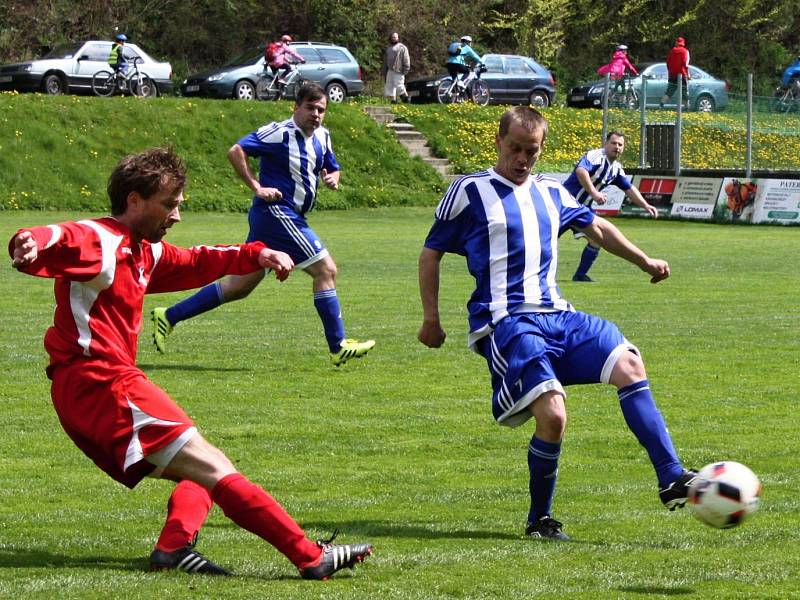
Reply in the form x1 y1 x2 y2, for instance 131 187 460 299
107 147 186 215
295 82 327 106
498 106 548 140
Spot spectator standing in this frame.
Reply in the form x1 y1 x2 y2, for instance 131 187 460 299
660 37 690 109
382 32 411 103
562 132 658 282
7 147 373 579
417 107 696 541
151 84 376 366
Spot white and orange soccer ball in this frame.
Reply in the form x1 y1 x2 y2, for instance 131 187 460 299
688 461 761 529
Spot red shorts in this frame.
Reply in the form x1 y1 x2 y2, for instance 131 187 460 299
50 359 195 488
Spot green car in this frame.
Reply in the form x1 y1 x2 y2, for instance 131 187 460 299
567 62 730 112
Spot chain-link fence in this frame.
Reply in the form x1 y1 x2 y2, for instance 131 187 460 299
597 75 800 175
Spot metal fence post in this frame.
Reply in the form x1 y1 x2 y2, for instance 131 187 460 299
601 73 610 144
746 73 753 178
674 74 682 176
639 77 647 167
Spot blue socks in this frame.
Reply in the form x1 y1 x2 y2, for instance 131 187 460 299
166 282 224 325
527 436 561 522
314 288 345 353
575 244 600 278
618 380 684 487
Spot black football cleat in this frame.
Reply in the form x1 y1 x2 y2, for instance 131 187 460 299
299 531 373 581
525 516 570 541
659 469 699 511
149 534 230 576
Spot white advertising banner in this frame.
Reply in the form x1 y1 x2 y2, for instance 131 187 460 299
751 179 800 224
670 177 724 220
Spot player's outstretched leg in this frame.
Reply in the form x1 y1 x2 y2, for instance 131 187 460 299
299 531 374 580
617 378 695 510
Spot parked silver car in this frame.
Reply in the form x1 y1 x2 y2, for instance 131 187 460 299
0 41 173 96
180 42 364 103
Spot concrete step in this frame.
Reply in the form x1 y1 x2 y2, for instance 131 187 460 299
394 130 426 141
387 121 414 130
424 158 451 167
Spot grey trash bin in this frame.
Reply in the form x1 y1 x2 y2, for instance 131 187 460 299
645 123 675 170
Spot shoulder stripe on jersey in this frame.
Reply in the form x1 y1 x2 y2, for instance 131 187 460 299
436 170 491 220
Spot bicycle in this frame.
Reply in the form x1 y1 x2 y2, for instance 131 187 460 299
606 72 639 109
772 78 800 113
92 57 155 97
436 64 490 106
256 61 307 101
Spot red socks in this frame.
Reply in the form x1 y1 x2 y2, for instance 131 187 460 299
211 473 321 567
155 480 213 552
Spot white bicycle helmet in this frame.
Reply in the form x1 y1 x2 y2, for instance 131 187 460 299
460 35 473 43
616 44 628 51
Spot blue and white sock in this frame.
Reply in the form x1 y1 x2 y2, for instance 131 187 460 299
618 380 684 487
314 288 345 353
166 282 224 325
528 436 561 522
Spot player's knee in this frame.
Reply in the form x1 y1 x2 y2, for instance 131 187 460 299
531 392 567 439
610 350 647 387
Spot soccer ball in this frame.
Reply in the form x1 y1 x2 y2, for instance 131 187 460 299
688 461 761 529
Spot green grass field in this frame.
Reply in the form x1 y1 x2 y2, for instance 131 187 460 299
1 210 798 599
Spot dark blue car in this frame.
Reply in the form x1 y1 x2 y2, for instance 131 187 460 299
406 53 556 106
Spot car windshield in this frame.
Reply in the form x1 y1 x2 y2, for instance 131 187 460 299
223 48 263 67
42 44 83 59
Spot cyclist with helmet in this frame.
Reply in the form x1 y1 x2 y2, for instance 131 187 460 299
266 34 306 84
446 35 483 87
597 44 638 96
108 33 129 75
780 56 800 94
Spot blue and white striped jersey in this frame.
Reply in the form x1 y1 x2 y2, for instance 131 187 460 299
561 148 632 207
237 117 340 215
424 168 595 346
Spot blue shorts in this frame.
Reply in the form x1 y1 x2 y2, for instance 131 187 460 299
475 311 638 428
247 200 328 269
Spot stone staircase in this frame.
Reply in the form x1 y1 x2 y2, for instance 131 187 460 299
363 105 457 180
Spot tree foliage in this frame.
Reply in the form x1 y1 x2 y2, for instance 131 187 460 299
1 0 798 94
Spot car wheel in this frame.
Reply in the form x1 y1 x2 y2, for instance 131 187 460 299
528 90 550 108
326 82 346 103
695 94 715 112
42 73 66 95
234 80 256 100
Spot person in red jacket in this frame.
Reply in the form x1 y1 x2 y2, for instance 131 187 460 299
8 147 373 580
660 37 691 109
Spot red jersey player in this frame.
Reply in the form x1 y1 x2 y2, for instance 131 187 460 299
8 147 372 579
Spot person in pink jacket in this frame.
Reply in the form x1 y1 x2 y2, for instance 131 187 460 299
266 34 306 83
597 45 638 95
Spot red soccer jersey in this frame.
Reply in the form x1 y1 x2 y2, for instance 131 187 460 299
10 216 266 371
